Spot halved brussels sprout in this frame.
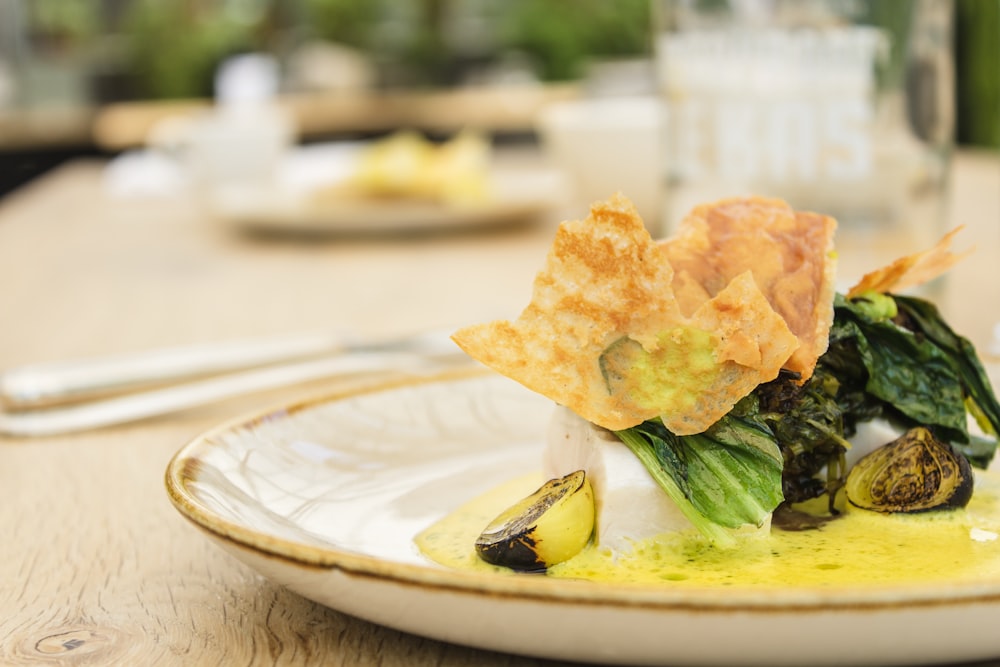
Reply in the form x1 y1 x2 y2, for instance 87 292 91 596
475 470 594 572
845 427 973 513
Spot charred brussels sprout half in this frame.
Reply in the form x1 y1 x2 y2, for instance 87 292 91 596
475 470 594 572
845 427 974 513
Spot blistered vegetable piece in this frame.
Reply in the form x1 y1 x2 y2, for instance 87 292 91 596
845 427 974 513
475 471 595 572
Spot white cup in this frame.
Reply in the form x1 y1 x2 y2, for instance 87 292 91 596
537 96 664 235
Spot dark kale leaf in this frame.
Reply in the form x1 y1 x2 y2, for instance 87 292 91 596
834 293 969 443
755 368 849 505
893 295 1000 439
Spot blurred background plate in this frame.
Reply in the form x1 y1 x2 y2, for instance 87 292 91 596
208 163 564 236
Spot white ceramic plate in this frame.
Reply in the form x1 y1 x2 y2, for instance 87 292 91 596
210 164 562 236
165 368 1000 666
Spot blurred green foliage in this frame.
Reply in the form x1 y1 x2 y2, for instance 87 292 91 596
955 0 999 148
298 0 651 85
300 0 381 50
498 0 651 80
122 1 265 99
19 0 995 147
28 0 100 44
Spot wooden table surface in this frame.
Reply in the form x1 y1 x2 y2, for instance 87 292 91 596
1 148 998 666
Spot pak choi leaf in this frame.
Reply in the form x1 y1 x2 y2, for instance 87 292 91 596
616 411 783 543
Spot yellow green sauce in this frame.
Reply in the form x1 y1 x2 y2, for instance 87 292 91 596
416 471 1000 587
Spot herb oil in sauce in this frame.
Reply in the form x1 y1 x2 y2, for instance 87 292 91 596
416 472 1000 587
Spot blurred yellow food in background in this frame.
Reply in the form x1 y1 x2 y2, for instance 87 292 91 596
347 130 492 205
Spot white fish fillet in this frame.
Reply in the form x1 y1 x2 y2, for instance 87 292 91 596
544 407 693 551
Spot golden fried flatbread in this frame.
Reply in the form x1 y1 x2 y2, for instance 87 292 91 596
847 226 970 298
660 196 837 381
451 194 800 434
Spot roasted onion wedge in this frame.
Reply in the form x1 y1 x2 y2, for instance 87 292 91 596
475 470 595 572
845 427 974 513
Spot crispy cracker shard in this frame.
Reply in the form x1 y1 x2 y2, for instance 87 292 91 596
451 194 836 435
661 197 837 382
847 226 971 298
